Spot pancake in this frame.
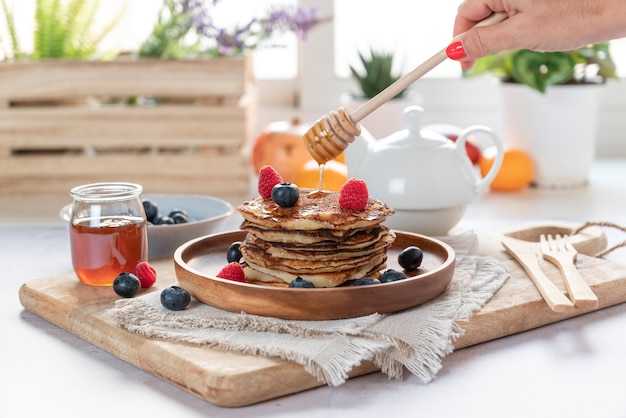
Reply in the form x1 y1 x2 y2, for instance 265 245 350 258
246 230 396 261
238 188 394 231
241 242 389 273
236 187 395 288
243 257 387 288
244 224 389 247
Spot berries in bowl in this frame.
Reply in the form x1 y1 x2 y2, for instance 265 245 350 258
60 194 234 259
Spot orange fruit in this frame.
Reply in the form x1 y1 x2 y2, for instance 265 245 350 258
295 159 348 192
479 149 534 191
334 152 346 164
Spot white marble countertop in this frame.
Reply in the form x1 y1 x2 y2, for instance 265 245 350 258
2 159 626 418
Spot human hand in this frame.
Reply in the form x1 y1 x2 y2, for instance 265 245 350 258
448 0 626 70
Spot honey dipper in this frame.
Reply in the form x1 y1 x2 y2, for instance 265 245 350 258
303 12 508 165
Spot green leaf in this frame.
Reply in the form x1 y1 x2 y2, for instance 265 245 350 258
465 43 617 92
0 0 23 59
466 51 512 79
511 50 575 93
30 0 124 60
65 0 98 58
349 48 406 99
137 1 196 59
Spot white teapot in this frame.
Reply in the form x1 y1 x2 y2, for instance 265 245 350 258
345 106 503 235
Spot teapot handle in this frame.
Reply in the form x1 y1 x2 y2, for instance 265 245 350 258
456 126 504 194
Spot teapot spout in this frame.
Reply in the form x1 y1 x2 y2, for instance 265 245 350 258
345 125 376 178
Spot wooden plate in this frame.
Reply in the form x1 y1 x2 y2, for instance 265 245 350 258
174 230 455 320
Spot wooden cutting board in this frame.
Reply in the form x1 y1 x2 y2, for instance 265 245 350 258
18 221 626 407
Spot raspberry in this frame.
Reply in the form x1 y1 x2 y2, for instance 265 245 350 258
132 261 157 288
216 262 246 282
258 165 283 198
339 178 369 210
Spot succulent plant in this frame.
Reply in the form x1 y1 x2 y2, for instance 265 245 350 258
349 48 407 99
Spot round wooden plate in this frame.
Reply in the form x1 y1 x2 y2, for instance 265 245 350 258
174 230 455 320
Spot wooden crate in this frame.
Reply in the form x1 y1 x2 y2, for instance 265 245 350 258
0 57 256 198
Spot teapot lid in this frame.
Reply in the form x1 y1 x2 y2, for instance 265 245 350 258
383 106 450 148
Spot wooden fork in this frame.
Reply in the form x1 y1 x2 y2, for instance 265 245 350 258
540 234 598 309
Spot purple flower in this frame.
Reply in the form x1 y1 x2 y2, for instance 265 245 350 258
143 1 328 58
180 0 213 32
206 4 325 55
262 5 322 41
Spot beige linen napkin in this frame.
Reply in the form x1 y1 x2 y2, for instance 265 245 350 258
108 231 509 386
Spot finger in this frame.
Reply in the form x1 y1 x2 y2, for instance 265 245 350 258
453 0 505 38
451 20 524 61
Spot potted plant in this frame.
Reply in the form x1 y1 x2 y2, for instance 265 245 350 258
467 44 617 93
348 48 408 99
342 48 418 139
465 44 618 189
0 0 123 60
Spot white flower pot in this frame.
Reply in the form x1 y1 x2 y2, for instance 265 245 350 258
341 93 421 139
500 83 604 189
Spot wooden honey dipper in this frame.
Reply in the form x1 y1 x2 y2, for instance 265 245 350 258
303 12 508 165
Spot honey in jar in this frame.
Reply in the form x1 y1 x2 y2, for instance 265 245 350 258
69 182 148 286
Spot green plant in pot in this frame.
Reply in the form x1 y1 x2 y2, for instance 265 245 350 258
0 0 124 60
466 43 619 189
465 43 618 92
345 48 415 138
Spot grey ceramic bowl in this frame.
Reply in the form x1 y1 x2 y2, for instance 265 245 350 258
61 194 234 259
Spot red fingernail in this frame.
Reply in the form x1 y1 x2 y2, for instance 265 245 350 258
446 41 467 60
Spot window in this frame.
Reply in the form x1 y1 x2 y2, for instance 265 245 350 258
333 0 461 79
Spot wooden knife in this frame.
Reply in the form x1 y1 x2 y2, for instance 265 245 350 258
501 236 574 312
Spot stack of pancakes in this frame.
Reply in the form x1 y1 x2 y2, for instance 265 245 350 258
236 188 395 288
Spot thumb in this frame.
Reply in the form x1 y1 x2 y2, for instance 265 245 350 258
447 16 517 67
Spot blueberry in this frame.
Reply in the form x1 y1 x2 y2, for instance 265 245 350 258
170 212 189 224
169 208 188 217
168 209 189 224
289 277 315 288
226 241 243 263
142 200 158 223
271 183 300 207
380 269 407 283
353 277 380 286
398 246 424 271
154 215 175 225
160 286 191 311
113 273 141 298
